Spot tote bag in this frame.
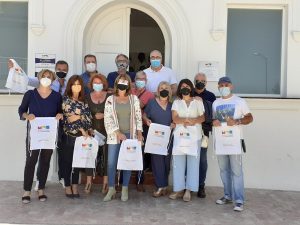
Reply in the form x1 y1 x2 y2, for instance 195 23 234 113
117 139 143 171
172 126 199 156
5 59 28 93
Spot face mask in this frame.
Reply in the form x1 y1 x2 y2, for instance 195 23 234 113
116 62 128 70
150 59 161 68
219 87 231 97
93 83 103 92
195 81 205 90
117 84 128 91
40 77 52 87
86 63 96 72
72 85 82 93
180 87 191 96
159 89 169 98
135 80 146 89
56 71 67 79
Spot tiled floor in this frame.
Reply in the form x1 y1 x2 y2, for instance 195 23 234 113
0 181 299 225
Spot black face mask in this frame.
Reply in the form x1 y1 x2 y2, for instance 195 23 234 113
117 84 128 91
159 89 169 98
56 71 67 79
180 87 191 96
195 81 205 90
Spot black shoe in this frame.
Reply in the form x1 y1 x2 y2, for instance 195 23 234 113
38 194 47 202
65 193 73 198
22 196 31 204
197 186 206 198
73 193 80 198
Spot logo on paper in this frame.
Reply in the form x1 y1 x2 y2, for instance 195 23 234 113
154 130 165 137
37 125 50 132
180 132 190 138
126 146 137 153
221 130 233 137
82 143 93 151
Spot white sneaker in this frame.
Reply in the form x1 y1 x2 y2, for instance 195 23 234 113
59 179 65 189
34 180 39 191
233 203 244 212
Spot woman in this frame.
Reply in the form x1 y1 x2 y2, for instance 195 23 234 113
61 75 92 198
143 81 174 197
18 69 62 204
169 78 205 202
85 74 110 194
103 74 143 202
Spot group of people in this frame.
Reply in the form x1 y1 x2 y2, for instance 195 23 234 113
15 49 253 212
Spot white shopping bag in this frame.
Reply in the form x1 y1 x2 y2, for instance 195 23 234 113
29 117 58 150
213 125 242 155
172 126 199 156
117 139 143 171
5 59 28 93
93 130 106 146
72 137 99 168
144 123 171 155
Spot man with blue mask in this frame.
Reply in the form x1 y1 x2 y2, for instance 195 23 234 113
212 76 253 212
144 50 177 95
131 71 154 192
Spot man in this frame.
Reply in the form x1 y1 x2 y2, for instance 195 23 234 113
144 50 177 95
107 54 136 92
131 71 155 191
212 76 253 212
81 54 98 94
193 72 216 198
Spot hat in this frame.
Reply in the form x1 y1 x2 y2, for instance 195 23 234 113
218 76 232 84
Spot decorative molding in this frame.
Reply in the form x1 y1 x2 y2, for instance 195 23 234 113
29 0 45 36
30 24 45 36
291 31 300 42
210 30 225 41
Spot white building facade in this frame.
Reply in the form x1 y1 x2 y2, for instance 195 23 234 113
0 0 300 191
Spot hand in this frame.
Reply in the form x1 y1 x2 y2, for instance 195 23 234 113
55 113 63 120
89 129 95 136
80 129 90 139
226 117 237 126
145 118 152 127
170 123 176 129
137 131 143 143
25 113 35 121
68 114 81 123
194 96 203 101
7 59 13 69
183 119 193 127
212 119 221 127
116 131 127 142
95 113 104 120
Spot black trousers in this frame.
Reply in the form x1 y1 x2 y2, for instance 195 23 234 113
60 132 80 187
23 148 53 191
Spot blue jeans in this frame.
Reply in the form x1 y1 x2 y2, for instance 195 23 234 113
199 147 208 186
172 143 200 192
107 134 131 187
217 155 244 204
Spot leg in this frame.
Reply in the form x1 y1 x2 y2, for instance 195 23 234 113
107 144 120 187
85 168 93 193
199 147 208 186
186 149 200 192
217 155 232 200
172 155 186 192
37 149 53 190
23 150 40 191
229 155 244 204
152 154 168 188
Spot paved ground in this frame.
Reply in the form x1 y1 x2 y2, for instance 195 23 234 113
0 181 299 225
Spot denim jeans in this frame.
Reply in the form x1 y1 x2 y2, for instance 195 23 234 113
172 142 200 192
107 134 131 187
217 154 244 204
199 147 208 186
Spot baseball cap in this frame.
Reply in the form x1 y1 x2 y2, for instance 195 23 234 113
218 76 232 84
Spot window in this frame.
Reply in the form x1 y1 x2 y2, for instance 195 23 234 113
226 8 283 95
0 2 28 91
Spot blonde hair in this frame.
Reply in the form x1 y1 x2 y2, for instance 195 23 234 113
37 69 56 81
156 81 172 100
113 74 132 96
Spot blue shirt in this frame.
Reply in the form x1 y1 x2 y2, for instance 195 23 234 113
144 99 172 126
107 71 136 89
18 88 62 120
81 71 92 95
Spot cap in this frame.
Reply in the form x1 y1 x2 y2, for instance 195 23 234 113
218 76 232 84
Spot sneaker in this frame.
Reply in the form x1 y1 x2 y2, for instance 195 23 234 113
233 203 244 212
34 180 39 192
216 196 232 205
59 179 65 189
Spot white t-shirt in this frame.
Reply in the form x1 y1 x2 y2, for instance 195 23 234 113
212 95 251 137
171 98 205 137
144 66 177 93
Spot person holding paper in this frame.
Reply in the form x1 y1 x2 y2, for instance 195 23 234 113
212 76 253 212
169 79 205 202
18 69 63 204
61 75 93 198
143 81 173 197
84 74 110 194
103 74 143 202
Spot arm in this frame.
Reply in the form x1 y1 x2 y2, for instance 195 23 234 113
171 83 177 96
18 91 35 120
103 96 119 134
226 113 253 126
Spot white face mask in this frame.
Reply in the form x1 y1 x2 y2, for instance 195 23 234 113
86 63 96 72
40 77 52 87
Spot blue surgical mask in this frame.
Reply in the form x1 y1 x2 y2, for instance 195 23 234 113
219 87 231 97
135 80 146 89
150 59 161 68
93 83 103 92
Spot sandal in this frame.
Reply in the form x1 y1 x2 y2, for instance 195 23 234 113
22 196 31 204
84 183 92 194
38 195 47 202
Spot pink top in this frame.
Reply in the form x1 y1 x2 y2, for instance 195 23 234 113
131 88 155 110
